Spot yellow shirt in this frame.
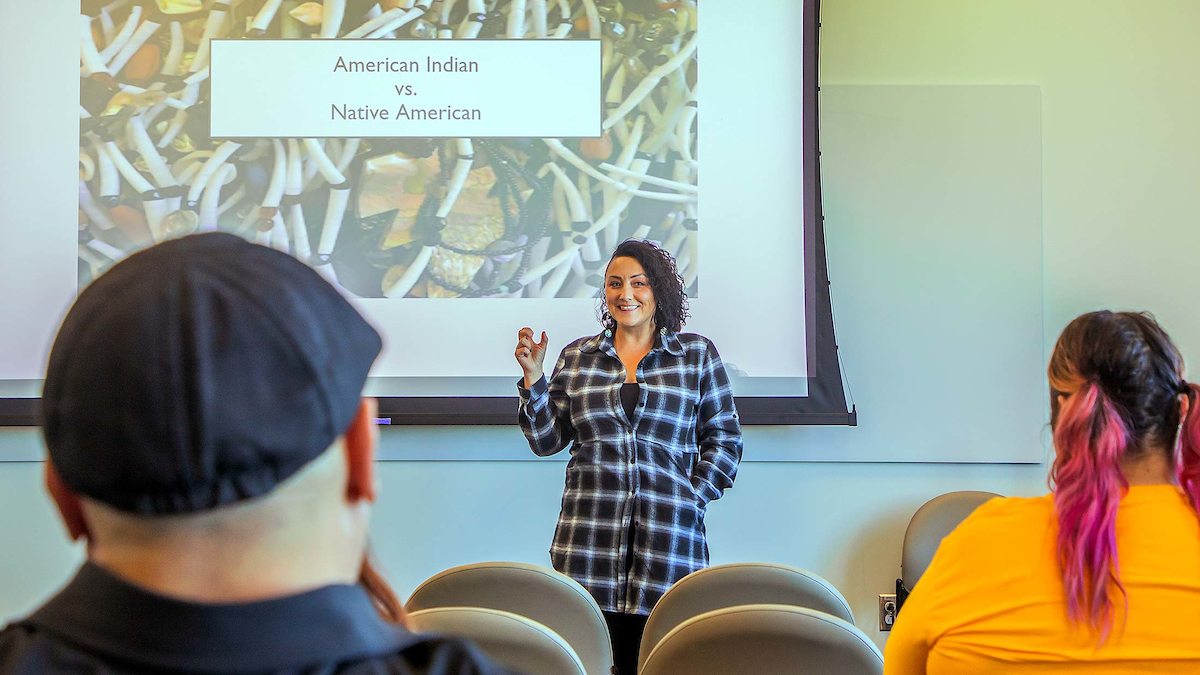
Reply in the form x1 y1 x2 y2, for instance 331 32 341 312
884 485 1200 674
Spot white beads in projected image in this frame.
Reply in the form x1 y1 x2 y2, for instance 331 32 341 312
76 0 700 300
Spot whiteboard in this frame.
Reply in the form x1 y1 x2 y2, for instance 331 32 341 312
749 85 1046 463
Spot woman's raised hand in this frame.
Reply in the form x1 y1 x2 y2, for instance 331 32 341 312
516 327 549 387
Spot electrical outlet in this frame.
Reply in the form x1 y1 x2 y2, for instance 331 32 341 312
878 594 898 631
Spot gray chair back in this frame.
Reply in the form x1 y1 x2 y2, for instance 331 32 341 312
638 563 855 671
408 606 586 675
641 604 883 675
902 491 1000 590
405 561 612 675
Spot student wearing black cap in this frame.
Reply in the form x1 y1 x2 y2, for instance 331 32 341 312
0 233 514 675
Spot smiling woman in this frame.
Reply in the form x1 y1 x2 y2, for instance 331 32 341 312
599 239 689 341
512 238 743 675
605 256 657 350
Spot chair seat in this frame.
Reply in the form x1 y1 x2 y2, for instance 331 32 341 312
639 562 855 670
642 604 883 675
408 606 587 675
405 561 612 675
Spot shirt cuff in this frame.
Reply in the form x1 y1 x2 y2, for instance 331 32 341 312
516 374 548 400
691 474 722 507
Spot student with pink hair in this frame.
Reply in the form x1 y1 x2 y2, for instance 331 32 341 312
886 310 1200 673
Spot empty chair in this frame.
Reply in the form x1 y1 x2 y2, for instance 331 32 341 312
897 490 1000 610
405 562 612 675
408 606 586 675
638 563 854 671
641 604 883 675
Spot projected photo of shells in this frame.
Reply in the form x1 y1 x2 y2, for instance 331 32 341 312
77 0 699 298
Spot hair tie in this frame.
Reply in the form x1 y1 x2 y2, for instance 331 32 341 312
1179 381 1193 395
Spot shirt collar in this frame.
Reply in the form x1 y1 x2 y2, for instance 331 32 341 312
579 330 685 357
19 562 418 672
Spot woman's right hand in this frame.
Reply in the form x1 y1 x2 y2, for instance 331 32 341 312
516 327 549 388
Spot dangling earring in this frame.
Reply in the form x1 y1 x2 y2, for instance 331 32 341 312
604 328 612 338
660 326 667 336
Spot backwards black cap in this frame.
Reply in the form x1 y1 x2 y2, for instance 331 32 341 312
42 233 382 515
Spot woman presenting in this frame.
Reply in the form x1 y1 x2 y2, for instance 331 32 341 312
515 239 743 674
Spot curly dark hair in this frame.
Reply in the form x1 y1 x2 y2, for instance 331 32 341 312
598 239 690 334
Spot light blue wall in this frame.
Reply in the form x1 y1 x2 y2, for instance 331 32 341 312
0 427 1047 650
4 0 1200 652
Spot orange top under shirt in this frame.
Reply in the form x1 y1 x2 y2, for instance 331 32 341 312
884 485 1200 674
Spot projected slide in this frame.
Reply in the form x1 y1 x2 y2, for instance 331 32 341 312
77 0 692 302
1 1 812 400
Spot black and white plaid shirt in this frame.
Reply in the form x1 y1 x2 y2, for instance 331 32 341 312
517 330 743 616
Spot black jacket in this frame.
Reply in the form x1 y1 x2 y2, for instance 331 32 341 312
0 562 517 674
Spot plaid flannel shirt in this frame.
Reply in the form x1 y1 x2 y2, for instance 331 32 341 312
517 330 743 616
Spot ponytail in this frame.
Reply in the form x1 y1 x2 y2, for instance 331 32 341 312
1176 382 1200 518
1051 381 1130 638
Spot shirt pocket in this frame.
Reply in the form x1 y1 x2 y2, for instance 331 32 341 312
643 438 700 501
